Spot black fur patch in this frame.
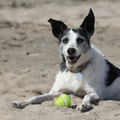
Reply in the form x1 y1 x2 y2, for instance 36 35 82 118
72 29 78 33
60 54 67 72
105 59 120 86
58 29 70 45
73 28 91 45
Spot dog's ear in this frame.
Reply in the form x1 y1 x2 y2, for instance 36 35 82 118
80 8 95 36
48 18 68 38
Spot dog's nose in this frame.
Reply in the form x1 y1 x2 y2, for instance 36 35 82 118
67 48 76 55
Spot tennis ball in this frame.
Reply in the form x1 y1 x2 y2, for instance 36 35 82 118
54 94 71 108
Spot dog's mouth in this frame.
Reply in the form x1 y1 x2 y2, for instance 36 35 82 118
67 55 81 64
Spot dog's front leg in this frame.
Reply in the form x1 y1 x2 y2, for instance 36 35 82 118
12 72 70 109
12 92 61 109
78 93 101 112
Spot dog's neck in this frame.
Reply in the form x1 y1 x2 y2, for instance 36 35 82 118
67 60 89 73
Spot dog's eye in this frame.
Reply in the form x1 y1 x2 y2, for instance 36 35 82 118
62 38 69 44
76 38 84 44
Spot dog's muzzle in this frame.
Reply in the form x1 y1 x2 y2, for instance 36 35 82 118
67 55 81 64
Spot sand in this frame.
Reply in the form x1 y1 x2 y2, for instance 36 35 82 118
0 0 120 120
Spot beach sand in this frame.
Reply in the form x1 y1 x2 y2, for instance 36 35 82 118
0 0 120 119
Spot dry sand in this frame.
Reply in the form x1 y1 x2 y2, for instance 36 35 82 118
0 0 120 120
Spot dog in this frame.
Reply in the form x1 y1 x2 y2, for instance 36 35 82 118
12 9 120 112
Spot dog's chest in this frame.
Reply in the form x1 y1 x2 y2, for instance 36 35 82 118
57 71 86 93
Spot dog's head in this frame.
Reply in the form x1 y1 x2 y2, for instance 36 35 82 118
48 9 95 70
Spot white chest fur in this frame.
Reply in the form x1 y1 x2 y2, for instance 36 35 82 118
54 71 85 94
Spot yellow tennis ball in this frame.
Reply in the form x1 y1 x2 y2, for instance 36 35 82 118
54 94 71 108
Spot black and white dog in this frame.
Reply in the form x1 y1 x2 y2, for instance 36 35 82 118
12 9 120 112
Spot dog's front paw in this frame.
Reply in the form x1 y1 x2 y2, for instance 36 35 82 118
78 103 93 112
12 101 27 109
